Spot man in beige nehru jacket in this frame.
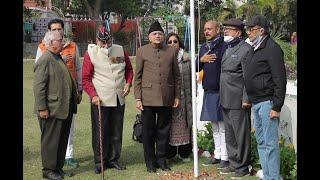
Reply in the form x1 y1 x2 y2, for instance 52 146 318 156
82 26 133 174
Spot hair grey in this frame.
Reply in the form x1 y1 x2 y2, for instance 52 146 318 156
43 31 61 48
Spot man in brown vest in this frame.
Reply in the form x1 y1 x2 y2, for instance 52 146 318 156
134 21 181 173
35 18 82 169
82 26 133 174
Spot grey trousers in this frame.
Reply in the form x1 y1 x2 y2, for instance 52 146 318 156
39 113 73 171
222 108 251 173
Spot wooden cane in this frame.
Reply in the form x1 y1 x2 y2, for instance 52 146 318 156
98 101 104 180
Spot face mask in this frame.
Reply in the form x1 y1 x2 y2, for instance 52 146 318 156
224 35 234 43
251 29 264 47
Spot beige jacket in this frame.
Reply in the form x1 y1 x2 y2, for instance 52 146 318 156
87 44 126 106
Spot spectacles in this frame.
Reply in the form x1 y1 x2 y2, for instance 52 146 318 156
168 40 178 44
246 27 261 33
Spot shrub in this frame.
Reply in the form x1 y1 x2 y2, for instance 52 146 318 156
197 123 214 153
279 136 297 180
271 32 297 80
251 131 297 179
289 160 297 180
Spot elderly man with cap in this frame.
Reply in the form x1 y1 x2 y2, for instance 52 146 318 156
244 15 286 180
82 26 133 173
219 18 253 178
134 21 181 173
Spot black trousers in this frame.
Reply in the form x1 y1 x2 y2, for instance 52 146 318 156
39 113 73 171
142 106 172 167
223 108 251 173
91 99 125 166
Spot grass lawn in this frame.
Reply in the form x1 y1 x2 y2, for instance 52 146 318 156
23 59 258 180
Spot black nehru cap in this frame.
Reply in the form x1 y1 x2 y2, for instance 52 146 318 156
148 21 164 34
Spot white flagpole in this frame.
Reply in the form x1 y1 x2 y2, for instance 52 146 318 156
189 0 199 177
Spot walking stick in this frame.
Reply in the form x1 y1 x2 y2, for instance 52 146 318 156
98 101 105 180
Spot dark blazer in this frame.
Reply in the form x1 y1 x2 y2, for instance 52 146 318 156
220 40 253 109
197 36 227 91
134 44 181 106
244 35 287 112
33 51 77 119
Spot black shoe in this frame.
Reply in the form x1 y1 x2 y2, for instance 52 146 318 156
43 170 63 180
56 169 74 178
158 162 171 171
147 165 157 173
94 164 106 174
217 160 229 169
106 161 126 170
219 166 236 175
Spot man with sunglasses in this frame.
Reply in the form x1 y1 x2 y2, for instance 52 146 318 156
134 21 181 173
35 18 82 170
219 18 253 178
244 15 287 180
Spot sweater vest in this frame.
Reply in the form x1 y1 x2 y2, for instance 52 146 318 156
39 41 77 80
87 44 126 107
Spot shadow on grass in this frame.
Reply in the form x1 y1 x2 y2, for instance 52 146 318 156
121 143 145 166
66 155 95 175
75 155 92 164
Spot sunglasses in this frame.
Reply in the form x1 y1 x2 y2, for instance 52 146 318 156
168 40 178 44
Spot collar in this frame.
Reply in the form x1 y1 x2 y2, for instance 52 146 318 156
177 48 184 63
205 35 224 51
62 38 71 48
150 42 164 49
254 35 269 51
226 37 242 48
48 50 62 60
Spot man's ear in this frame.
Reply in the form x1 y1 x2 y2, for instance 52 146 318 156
216 27 220 34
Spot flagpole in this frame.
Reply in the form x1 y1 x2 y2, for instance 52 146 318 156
189 0 199 177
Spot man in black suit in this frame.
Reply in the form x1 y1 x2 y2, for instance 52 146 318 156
219 18 253 178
